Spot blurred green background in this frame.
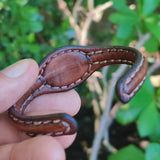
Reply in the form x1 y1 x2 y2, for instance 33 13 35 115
1 0 160 160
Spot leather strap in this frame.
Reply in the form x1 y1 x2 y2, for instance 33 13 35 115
8 46 148 136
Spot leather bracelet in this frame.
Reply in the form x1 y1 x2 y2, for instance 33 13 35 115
8 46 148 137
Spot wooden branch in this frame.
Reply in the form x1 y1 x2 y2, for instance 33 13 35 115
57 0 81 42
73 0 83 25
80 1 113 45
90 31 150 160
88 0 94 11
92 1 113 16
90 65 127 160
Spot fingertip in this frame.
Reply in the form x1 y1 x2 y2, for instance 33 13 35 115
10 136 65 160
26 59 39 77
1 59 39 79
55 133 77 149
0 59 39 112
27 89 81 116
71 90 81 115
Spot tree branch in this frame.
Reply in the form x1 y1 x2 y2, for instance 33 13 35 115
57 0 81 42
89 65 127 160
90 31 150 160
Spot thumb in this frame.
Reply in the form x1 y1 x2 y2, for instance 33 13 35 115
0 59 39 113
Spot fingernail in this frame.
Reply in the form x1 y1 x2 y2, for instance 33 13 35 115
1 59 29 78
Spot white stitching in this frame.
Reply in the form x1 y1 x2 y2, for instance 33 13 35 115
87 48 145 101
87 48 133 56
54 132 63 136
19 120 24 123
38 48 137 92
19 92 34 113
9 47 146 137
46 133 54 136
40 50 87 76
10 112 71 135
40 53 59 75
13 117 18 121
25 121 33 124
125 57 144 85
123 76 146 99
43 120 52 124
62 121 71 133
25 120 71 136
92 59 134 65
27 133 36 137
33 121 42 125
17 48 139 112
53 119 61 123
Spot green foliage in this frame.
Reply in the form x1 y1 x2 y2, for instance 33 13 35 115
0 0 43 67
109 143 160 160
140 0 160 17
146 143 160 160
108 145 145 160
116 77 154 125
110 0 160 53
138 102 160 141
109 0 160 159
1 0 160 159
0 0 74 68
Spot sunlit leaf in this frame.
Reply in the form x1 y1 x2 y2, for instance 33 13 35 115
112 0 135 14
142 0 160 17
138 102 159 138
109 13 138 25
146 143 160 160
116 77 155 125
144 36 159 53
108 145 145 160
145 15 160 40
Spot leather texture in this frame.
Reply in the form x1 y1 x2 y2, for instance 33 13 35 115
8 46 148 136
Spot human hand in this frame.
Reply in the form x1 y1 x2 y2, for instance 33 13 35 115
0 59 81 160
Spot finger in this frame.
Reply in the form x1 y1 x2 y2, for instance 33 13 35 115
0 136 65 160
0 59 39 113
25 90 81 116
54 134 77 149
0 59 81 149
22 133 77 149
0 87 81 148
0 113 20 144
22 90 80 149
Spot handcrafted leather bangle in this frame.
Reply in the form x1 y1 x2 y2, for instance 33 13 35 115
8 46 148 137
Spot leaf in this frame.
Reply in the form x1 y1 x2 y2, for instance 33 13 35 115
0 1 4 10
142 0 160 17
146 143 160 160
112 36 131 46
138 102 159 138
145 15 160 40
109 13 138 25
30 21 43 32
112 0 135 14
129 77 154 107
116 103 143 125
117 23 133 38
108 145 145 160
26 44 40 54
16 0 28 6
27 33 35 43
116 77 155 125
144 36 159 53
109 12 139 38
149 117 160 141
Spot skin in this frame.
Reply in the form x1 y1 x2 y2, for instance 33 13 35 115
0 59 81 160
